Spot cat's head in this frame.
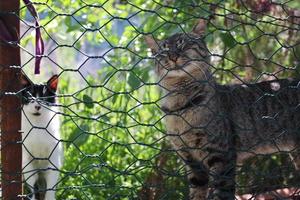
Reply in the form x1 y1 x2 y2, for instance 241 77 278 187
21 74 58 117
145 19 211 91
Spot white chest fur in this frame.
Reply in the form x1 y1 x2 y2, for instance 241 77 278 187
21 105 62 169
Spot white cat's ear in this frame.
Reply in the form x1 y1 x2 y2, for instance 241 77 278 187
47 75 59 92
192 19 207 36
145 35 159 53
20 73 32 88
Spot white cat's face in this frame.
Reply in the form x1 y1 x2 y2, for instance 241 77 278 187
21 75 58 117
22 94 51 117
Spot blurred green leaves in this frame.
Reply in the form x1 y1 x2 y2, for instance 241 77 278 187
220 32 236 49
67 124 90 148
82 94 94 109
127 72 141 89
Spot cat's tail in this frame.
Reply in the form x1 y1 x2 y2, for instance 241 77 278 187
34 172 47 200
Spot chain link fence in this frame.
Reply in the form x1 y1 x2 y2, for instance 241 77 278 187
1 0 300 199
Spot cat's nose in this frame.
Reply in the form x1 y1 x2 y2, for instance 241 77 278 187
35 105 41 111
168 52 178 62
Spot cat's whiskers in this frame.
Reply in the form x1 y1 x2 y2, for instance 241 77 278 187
188 61 209 81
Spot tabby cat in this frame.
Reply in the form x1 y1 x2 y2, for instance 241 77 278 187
145 19 300 199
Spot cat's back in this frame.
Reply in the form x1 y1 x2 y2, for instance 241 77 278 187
218 79 300 156
221 78 300 123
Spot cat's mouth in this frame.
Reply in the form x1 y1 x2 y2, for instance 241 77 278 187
166 59 192 71
32 112 41 116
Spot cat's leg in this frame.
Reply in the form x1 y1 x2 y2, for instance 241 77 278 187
44 169 59 200
23 164 39 200
179 150 209 200
34 173 47 200
45 153 61 200
186 163 209 200
205 151 236 200
44 143 63 200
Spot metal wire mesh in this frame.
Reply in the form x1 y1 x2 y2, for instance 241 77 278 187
1 0 300 199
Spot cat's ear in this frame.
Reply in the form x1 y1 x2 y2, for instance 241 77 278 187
47 75 59 92
145 35 159 53
192 19 207 36
20 73 32 88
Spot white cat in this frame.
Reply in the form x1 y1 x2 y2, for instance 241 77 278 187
21 75 63 200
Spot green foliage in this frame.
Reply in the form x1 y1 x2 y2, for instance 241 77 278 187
57 73 183 199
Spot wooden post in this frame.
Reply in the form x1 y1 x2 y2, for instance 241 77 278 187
0 0 22 199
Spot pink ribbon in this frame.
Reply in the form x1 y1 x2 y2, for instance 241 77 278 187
0 0 44 74
23 0 44 74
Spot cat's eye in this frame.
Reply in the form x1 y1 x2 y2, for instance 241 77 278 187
25 91 32 97
24 91 35 102
176 38 185 48
161 43 169 51
24 97 34 103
